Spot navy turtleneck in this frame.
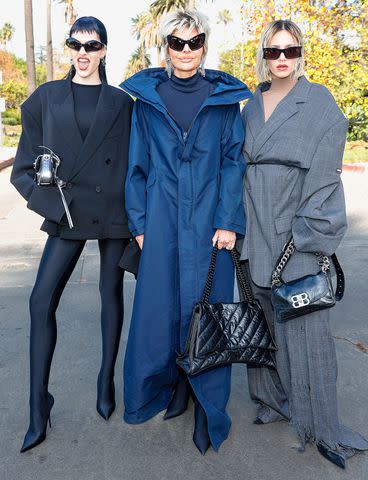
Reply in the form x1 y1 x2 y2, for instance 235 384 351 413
157 72 213 134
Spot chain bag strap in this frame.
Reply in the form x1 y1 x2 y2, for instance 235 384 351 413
202 245 255 305
271 238 330 287
271 237 345 321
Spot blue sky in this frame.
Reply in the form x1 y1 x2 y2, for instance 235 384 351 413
1 0 243 86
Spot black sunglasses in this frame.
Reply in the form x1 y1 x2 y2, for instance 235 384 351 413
167 33 205 52
66 37 106 52
263 46 302 60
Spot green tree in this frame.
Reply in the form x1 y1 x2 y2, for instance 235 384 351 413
0 80 28 109
0 22 15 50
150 0 187 17
124 47 151 80
219 0 368 140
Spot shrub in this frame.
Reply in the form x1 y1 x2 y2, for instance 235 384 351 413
2 116 18 125
3 108 21 124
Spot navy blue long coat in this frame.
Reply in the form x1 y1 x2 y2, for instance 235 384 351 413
120 68 251 451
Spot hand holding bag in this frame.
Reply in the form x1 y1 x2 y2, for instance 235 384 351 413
33 146 74 228
176 246 277 376
271 238 345 322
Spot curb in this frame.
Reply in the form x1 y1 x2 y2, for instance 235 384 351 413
342 163 366 173
0 157 14 171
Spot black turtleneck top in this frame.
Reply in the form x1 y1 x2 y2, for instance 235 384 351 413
71 82 102 141
157 72 213 134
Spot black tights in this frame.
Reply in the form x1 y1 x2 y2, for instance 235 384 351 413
28 236 128 412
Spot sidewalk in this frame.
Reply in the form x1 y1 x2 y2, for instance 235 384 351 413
0 165 367 480
0 146 16 170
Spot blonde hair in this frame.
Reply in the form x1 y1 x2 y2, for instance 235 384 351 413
159 10 210 77
256 20 305 84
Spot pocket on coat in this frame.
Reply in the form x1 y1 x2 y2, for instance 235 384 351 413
274 215 292 234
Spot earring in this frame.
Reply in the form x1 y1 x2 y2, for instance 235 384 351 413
165 56 174 78
198 59 206 77
101 57 106 66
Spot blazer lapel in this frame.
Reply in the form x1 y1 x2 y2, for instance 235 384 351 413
49 80 83 162
251 76 310 159
70 82 119 179
246 90 264 140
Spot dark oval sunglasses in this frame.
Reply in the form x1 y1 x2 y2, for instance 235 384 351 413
263 46 302 60
167 33 206 52
65 37 106 53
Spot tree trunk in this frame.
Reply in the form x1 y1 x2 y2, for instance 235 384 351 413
187 0 196 10
141 43 147 69
24 0 36 94
157 46 161 66
46 0 53 81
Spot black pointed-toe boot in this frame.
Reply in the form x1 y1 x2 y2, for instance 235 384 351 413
20 392 54 453
164 373 192 420
317 442 346 469
96 372 115 420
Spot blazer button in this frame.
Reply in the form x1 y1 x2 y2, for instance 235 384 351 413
95 186 102 193
105 158 111 165
67 182 73 189
92 218 99 224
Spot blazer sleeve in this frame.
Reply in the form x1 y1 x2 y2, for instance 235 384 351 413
292 117 348 255
10 91 42 201
124 99 150 237
213 103 246 236
10 88 73 223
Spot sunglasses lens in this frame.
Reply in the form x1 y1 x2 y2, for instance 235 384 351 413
284 46 302 59
167 36 184 51
188 34 205 51
263 48 280 60
66 39 81 51
84 41 104 52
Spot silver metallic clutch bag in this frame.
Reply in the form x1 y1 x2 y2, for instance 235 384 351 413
33 146 74 228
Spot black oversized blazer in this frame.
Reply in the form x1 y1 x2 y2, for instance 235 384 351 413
11 78 134 239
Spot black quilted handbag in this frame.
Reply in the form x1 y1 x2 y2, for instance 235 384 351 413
176 246 277 376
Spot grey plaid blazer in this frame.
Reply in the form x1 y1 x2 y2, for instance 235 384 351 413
239 76 348 287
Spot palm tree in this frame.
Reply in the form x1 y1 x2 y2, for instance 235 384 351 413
217 9 232 28
0 22 15 50
143 11 163 65
24 0 36 94
132 12 151 69
59 0 77 27
124 46 151 79
150 0 187 17
46 0 53 81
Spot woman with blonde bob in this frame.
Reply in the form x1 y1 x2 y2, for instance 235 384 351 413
238 19 368 468
121 10 251 454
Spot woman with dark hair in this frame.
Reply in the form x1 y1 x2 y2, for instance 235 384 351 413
11 16 133 452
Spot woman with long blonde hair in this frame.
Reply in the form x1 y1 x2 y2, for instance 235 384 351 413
238 19 368 468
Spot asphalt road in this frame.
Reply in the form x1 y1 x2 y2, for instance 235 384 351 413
0 166 367 480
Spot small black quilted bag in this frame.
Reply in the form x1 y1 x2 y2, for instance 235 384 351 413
176 246 277 376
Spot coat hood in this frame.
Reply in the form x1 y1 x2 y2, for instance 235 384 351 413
120 68 252 107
